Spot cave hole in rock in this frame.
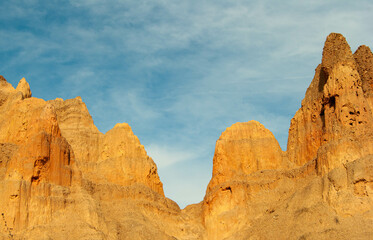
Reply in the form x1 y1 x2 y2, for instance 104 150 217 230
222 186 232 193
329 96 336 110
319 67 329 92
320 106 326 129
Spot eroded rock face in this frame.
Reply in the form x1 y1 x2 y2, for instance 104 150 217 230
0 33 373 240
207 121 285 189
202 121 291 240
50 98 164 195
287 33 373 173
15 78 32 99
354 45 373 95
201 33 373 240
0 77 191 240
0 100 75 232
6 104 74 187
202 122 280 239
50 97 102 169
98 123 164 195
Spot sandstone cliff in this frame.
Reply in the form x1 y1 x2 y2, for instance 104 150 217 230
0 33 372 240
0 77 198 239
287 33 373 170
201 33 373 240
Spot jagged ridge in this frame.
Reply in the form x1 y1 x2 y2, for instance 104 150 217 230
0 33 372 240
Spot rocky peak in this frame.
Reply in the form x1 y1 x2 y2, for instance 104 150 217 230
1 33 373 240
206 120 285 191
321 33 354 75
49 96 101 165
49 97 164 195
15 78 32 99
99 122 164 195
113 122 131 130
0 76 17 107
353 45 373 96
287 33 373 172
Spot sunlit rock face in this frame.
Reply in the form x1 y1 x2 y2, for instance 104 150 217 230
50 98 164 195
202 33 373 240
0 85 75 233
202 121 288 240
0 77 191 240
287 33 373 172
0 33 372 240
207 121 286 188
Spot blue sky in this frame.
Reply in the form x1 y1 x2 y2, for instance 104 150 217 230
1 0 373 208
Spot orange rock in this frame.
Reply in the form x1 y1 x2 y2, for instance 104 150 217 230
1 33 373 240
0 99 75 231
354 45 373 93
0 76 171 238
0 75 17 108
97 123 164 195
206 120 286 190
6 104 74 186
201 33 373 240
15 78 32 99
287 33 373 173
50 96 101 167
202 121 289 240
354 45 373 109
50 98 164 195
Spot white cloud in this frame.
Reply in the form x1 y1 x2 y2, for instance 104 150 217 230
146 144 199 168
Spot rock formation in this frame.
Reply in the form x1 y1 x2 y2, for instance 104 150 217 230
287 33 373 170
207 121 287 188
0 77 192 239
201 33 373 240
0 33 372 240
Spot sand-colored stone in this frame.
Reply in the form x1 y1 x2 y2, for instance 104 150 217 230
287 33 373 172
97 123 163 195
0 102 76 233
0 77 197 239
202 120 290 239
15 78 32 99
354 45 373 112
49 97 164 195
199 33 373 240
207 121 286 189
49 97 101 169
0 33 373 240
6 103 74 187
354 45 373 95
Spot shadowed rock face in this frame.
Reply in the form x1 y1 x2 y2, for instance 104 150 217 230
354 45 373 95
0 33 373 240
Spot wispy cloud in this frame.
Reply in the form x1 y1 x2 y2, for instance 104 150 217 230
146 144 199 168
